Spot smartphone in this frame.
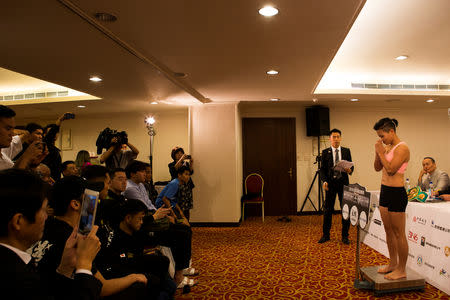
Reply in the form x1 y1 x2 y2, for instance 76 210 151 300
78 189 99 235
63 113 75 120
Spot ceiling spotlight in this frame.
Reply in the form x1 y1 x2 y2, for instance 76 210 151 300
270 98 279 101
89 76 102 82
77 105 86 108
150 101 158 105
266 70 279 75
395 55 408 61
94 12 117 22
145 116 156 125
312 98 318 103
350 98 359 102
259 6 279 17
426 99 435 103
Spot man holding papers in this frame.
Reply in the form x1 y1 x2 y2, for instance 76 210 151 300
318 128 354 245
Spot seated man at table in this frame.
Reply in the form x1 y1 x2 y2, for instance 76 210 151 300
417 157 449 192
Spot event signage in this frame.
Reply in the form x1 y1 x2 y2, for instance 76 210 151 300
342 183 371 229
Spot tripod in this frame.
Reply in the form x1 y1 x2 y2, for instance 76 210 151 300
299 136 324 213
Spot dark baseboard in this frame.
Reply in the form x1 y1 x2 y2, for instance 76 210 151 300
191 222 240 227
296 211 322 216
296 210 341 216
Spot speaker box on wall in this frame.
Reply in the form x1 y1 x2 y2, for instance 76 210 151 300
305 106 330 136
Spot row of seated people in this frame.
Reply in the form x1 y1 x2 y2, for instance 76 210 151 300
1 163 198 299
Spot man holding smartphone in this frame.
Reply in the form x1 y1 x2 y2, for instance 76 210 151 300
42 112 75 180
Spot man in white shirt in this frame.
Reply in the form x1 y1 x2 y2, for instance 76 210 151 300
417 157 449 192
0 105 47 170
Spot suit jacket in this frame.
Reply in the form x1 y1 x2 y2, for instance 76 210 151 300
0 245 102 300
320 146 353 186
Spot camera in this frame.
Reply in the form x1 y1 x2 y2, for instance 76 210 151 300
185 155 191 159
95 127 128 154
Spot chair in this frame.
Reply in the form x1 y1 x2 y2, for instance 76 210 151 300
242 173 264 222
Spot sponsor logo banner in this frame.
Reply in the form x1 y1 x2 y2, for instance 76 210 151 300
413 216 427 225
408 231 419 243
431 220 450 233
417 255 423 266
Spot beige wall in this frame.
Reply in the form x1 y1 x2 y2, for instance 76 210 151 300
189 103 242 223
16 103 449 221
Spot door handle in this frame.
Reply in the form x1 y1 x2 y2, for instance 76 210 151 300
288 168 293 180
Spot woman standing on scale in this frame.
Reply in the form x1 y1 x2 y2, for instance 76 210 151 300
373 117 410 280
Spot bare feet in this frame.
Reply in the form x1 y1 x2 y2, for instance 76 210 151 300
384 269 406 280
377 265 396 274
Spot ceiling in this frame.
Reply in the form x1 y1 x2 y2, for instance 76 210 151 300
0 0 448 119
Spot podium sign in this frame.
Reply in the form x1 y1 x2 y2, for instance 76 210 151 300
342 183 371 229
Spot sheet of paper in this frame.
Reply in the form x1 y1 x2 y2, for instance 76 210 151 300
334 160 354 172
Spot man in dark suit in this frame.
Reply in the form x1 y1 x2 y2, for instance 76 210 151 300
318 128 354 245
0 168 102 300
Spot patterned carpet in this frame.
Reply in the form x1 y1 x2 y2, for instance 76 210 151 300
175 215 450 299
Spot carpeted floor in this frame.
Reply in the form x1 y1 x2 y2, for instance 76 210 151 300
175 215 450 299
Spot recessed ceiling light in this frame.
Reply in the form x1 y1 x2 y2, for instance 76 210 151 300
89 76 102 82
312 98 318 103
150 101 158 105
350 98 359 102
266 70 279 75
94 12 117 22
270 98 279 101
259 6 279 17
395 55 408 60
426 99 435 103
77 105 86 108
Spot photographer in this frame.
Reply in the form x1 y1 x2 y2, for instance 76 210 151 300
42 112 75 180
168 147 194 221
99 134 139 170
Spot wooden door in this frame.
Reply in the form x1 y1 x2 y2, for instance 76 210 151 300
242 118 297 216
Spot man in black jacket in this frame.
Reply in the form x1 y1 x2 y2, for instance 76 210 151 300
318 129 354 245
0 169 102 300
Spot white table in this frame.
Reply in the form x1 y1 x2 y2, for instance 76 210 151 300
361 191 450 295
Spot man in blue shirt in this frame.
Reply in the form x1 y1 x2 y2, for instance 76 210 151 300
155 165 191 225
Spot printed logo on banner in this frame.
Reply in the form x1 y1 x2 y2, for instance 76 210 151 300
440 268 450 278
342 204 349 220
374 218 382 226
350 206 358 226
408 253 415 259
359 211 367 229
413 216 426 225
417 255 423 266
445 246 450 257
425 241 441 251
408 231 419 243
420 236 425 246
424 262 435 270
431 220 450 233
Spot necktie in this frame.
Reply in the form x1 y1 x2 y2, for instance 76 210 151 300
26 257 38 272
335 149 340 165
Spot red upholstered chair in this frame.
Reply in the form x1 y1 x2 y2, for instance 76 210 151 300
242 173 264 222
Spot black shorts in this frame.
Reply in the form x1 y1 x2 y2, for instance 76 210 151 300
379 185 408 212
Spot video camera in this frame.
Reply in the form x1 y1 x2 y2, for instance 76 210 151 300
95 127 128 154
